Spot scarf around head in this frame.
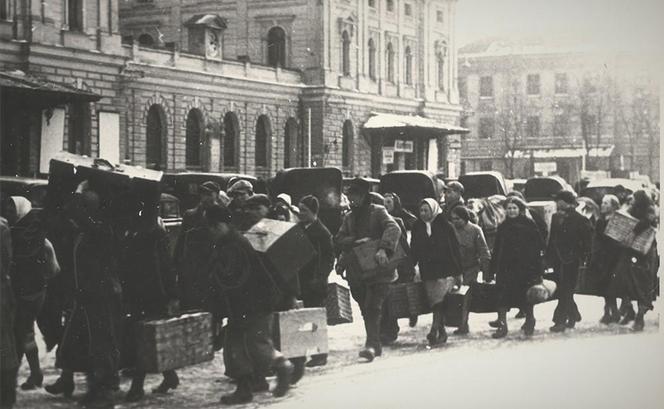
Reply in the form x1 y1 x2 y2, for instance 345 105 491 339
421 198 442 237
10 196 32 223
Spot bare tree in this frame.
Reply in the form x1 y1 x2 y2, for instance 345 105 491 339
496 78 525 178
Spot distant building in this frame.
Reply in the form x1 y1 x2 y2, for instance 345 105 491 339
0 0 467 181
457 39 660 184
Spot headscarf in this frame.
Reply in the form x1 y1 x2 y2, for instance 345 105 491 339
10 196 32 224
421 198 442 237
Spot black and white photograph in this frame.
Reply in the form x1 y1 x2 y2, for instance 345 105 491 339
0 0 662 408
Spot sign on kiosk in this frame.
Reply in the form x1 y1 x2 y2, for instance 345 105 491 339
382 147 395 164
534 161 557 176
394 140 414 153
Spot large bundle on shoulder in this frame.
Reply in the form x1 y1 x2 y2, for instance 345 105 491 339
604 210 657 255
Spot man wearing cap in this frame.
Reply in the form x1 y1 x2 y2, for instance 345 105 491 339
335 177 401 362
227 180 254 229
547 190 593 333
441 181 467 222
205 205 293 404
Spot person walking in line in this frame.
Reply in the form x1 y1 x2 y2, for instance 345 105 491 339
410 199 462 346
588 194 622 324
450 206 490 334
486 197 544 338
119 204 180 402
297 196 335 367
1 216 18 409
607 190 658 332
547 191 593 333
384 192 417 231
441 181 467 222
205 205 293 405
227 180 254 229
335 178 401 362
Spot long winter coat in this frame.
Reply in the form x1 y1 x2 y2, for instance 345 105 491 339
588 216 622 294
1 218 18 371
299 219 335 307
489 215 545 308
410 214 462 281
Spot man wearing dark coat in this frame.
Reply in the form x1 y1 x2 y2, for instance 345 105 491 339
56 181 122 408
1 217 18 409
547 190 593 332
335 178 401 362
205 205 293 405
441 181 467 222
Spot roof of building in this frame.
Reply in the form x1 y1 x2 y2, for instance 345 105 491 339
0 70 100 102
184 14 227 30
363 113 469 134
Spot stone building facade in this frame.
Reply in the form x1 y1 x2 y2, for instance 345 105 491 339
1 0 465 181
458 39 660 184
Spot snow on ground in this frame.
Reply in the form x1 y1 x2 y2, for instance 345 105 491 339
13 294 661 408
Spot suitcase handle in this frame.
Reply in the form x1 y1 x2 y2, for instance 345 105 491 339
92 158 116 170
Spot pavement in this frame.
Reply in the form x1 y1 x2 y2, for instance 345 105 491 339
13 293 663 409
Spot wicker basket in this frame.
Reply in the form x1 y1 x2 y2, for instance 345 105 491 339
605 210 656 255
326 282 353 325
388 282 431 318
136 312 214 373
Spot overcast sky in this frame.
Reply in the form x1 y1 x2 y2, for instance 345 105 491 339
456 0 664 53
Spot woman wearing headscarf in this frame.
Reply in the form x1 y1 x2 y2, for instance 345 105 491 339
297 196 334 367
384 192 417 231
588 194 622 324
608 190 658 331
4 196 60 391
449 206 491 334
486 196 544 338
410 198 462 346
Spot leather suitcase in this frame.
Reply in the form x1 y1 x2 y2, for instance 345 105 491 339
468 282 500 313
273 308 328 359
326 282 353 325
136 312 214 373
443 285 470 327
244 219 315 283
351 239 407 280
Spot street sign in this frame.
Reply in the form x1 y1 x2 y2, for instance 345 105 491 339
534 161 557 175
382 147 395 165
394 140 414 153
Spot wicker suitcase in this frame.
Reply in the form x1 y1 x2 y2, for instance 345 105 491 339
326 282 353 325
351 239 407 280
443 285 470 327
604 210 656 255
136 312 214 373
273 308 328 359
388 282 431 318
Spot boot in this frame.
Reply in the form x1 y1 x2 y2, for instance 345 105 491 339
453 324 469 335
152 371 179 394
514 309 526 319
566 319 576 329
251 375 269 392
305 354 328 368
82 388 114 409
599 312 612 325
492 321 508 339
358 347 376 362
426 330 439 346
608 308 621 324
409 316 418 328
272 358 294 397
633 311 645 332
125 375 145 402
549 323 566 333
45 373 75 398
522 319 536 336
20 348 43 390
220 376 253 405
620 308 636 325
290 358 305 386
488 319 501 328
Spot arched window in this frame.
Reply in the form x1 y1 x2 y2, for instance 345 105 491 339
146 104 167 170
404 46 413 85
138 33 154 47
255 115 271 168
342 120 353 168
267 26 286 68
386 42 395 83
368 38 377 80
185 109 203 169
341 30 351 76
223 112 239 169
67 0 83 31
437 44 447 91
284 118 299 168
67 103 91 156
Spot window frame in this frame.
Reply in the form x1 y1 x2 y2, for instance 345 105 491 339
554 73 568 95
526 115 541 138
267 26 287 68
479 76 493 98
527 73 541 96
478 117 494 139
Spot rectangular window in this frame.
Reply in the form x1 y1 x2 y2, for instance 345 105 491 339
437 10 444 23
555 73 568 94
458 77 467 99
1 0 9 20
67 0 83 31
553 114 569 137
386 0 394 12
368 0 376 8
585 114 597 135
480 160 493 171
526 116 540 138
479 118 494 139
404 3 412 16
479 76 493 98
527 74 540 95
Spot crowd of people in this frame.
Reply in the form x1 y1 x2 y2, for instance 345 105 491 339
0 174 659 409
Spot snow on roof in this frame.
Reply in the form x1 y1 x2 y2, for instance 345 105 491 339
363 113 469 133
